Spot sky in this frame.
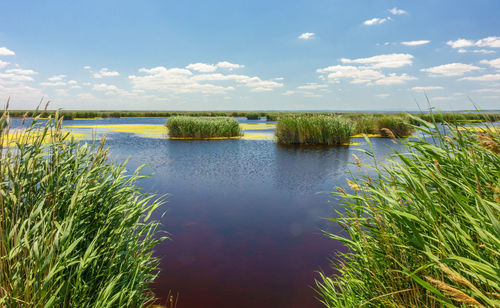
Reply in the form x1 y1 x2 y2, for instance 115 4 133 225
1 0 500 111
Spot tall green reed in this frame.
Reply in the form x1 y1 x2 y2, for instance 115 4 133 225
0 108 166 307
316 115 500 307
166 116 241 138
276 115 354 145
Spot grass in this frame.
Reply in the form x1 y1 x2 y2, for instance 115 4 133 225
0 108 166 307
246 113 261 120
377 115 415 137
316 115 500 307
166 116 241 139
275 115 354 145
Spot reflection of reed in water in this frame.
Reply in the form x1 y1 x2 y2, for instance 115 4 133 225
273 144 350 194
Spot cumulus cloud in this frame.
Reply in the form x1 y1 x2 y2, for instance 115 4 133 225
186 62 217 73
0 60 10 69
375 73 416 85
480 57 500 69
93 68 120 78
297 83 328 90
48 74 66 81
458 48 495 54
363 17 390 26
78 93 96 100
472 88 500 93
340 53 413 68
401 40 430 46
40 81 66 87
0 47 15 56
376 93 390 98
388 7 407 15
298 32 315 40
93 83 118 91
216 61 244 70
5 68 38 75
411 86 444 91
459 74 500 81
432 96 453 101
447 37 500 52
0 73 34 82
129 66 282 95
421 63 481 77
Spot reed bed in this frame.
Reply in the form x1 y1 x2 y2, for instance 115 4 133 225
276 115 354 145
377 115 415 137
246 113 261 120
0 109 166 307
166 116 241 138
316 116 500 307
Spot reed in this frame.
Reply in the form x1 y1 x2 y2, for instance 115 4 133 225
246 113 261 120
377 115 414 137
0 109 166 307
316 116 500 307
166 116 241 138
275 115 354 145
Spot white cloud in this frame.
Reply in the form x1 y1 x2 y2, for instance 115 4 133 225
376 93 390 98
298 32 315 40
421 63 481 77
480 57 500 69
5 68 38 75
448 37 500 51
317 65 384 84
68 80 78 85
297 83 328 90
130 66 282 95
458 48 495 54
401 40 430 46
70 85 81 89
476 36 500 48
316 64 415 85
40 81 66 86
447 39 475 49
340 53 413 68
0 47 15 56
283 90 295 95
472 88 500 93
363 17 390 26
0 60 10 69
375 73 416 85
93 83 118 91
388 7 407 15
459 74 500 81
411 86 444 91
216 61 244 70
48 74 66 81
186 63 217 73
93 68 120 78
83 66 91 70
0 73 34 82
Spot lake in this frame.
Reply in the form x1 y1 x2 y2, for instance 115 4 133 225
11 116 404 308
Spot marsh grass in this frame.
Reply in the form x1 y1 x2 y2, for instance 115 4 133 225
316 115 500 307
166 116 241 138
377 115 414 137
246 113 261 120
0 108 166 307
276 115 354 145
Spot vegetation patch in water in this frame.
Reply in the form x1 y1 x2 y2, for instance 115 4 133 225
316 116 500 307
166 116 241 139
246 113 261 120
276 115 354 145
0 110 166 307
377 115 414 137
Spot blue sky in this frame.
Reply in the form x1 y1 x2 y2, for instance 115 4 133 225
1 0 500 111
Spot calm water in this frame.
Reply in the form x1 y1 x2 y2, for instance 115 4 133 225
11 117 404 308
